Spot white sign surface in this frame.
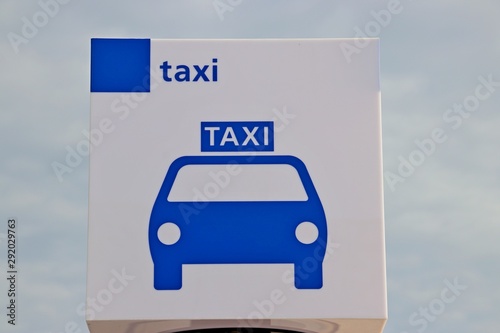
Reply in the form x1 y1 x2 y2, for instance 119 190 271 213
87 38 386 333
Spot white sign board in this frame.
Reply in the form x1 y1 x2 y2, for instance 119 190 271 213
87 38 386 333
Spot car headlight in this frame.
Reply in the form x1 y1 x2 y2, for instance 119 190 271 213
295 221 319 244
157 222 181 245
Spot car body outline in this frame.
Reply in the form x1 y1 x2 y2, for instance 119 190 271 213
149 155 328 290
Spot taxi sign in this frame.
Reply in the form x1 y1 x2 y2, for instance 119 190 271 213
87 38 386 333
200 121 274 152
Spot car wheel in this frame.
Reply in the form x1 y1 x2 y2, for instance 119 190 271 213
293 262 323 289
154 263 183 290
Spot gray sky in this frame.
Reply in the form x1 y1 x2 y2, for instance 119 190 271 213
1 1 499 332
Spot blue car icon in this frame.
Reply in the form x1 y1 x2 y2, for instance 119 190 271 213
149 155 327 290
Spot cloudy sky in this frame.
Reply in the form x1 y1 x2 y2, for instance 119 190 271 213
1 1 499 332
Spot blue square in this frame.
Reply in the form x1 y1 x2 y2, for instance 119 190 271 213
91 38 150 93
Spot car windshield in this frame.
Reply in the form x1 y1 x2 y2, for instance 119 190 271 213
168 163 308 202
